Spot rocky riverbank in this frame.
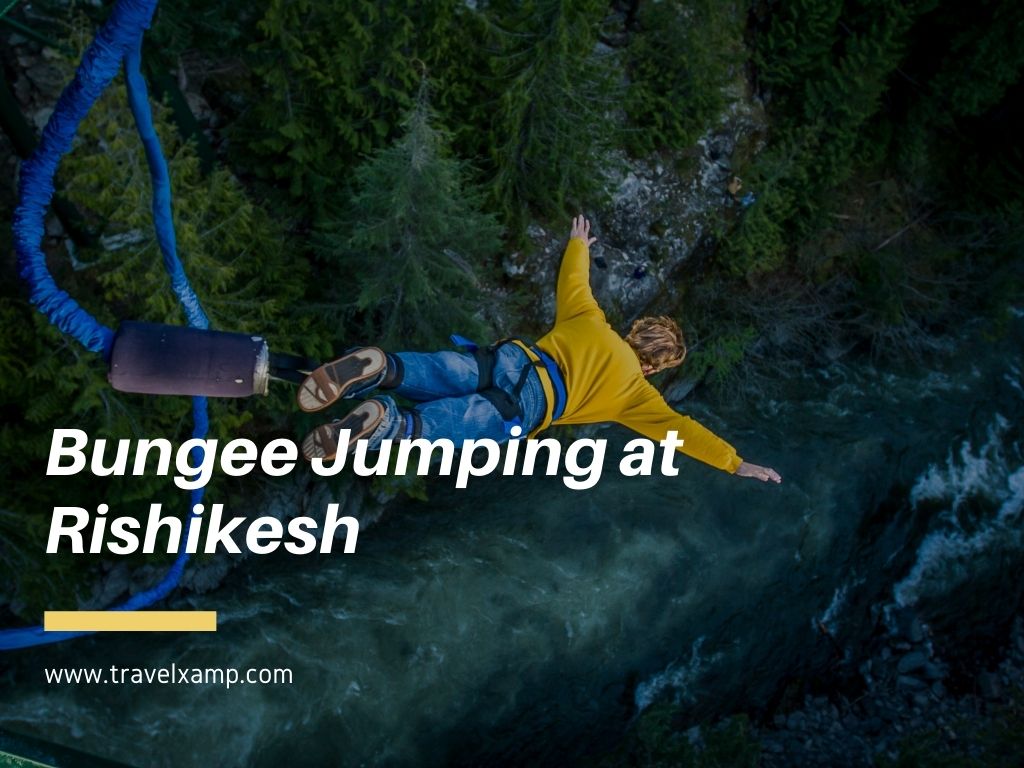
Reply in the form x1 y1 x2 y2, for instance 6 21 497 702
616 611 1024 767
502 78 767 331
752 611 1024 767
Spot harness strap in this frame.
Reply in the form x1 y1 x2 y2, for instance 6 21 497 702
528 344 567 422
451 334 567 438
479 344 525 436
473 346 496 391
478 387 520 421
504 339 558 438
402 409 423 439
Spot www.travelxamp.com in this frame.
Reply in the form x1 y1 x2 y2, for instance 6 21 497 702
44 665 293 690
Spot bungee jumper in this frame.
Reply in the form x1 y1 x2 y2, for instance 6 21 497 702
298 215 782 484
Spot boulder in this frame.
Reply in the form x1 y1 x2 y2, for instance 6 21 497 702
977 671 1002 700
897 674 927 691
864 717 884 734
895 608 925 643
897 651 929 675
922 662 946 680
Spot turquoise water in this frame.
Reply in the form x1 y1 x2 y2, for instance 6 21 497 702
1 313 1022 766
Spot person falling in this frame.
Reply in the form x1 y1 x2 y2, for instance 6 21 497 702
298 215 782 483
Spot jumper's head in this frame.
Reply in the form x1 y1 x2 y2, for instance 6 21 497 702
626 315 686 376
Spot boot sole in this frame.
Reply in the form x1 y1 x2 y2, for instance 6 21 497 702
301 400 387 461
296 347 387 413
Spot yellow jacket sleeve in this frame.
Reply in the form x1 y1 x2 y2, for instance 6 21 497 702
556 237 603 322
620 385 743 473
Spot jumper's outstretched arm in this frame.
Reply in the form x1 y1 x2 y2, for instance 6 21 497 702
569 214 597 246
555 215 604 322
734 461 782 483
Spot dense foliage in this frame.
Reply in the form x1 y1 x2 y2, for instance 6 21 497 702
624 0 743 154
486 0 618 230
315 84 502 350
242 0 459 213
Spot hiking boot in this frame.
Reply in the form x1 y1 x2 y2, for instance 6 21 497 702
301 399 387 461
296 346 388 413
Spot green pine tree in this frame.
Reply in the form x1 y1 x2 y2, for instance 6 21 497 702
241 0 458 215
727 0 918 275
625 0 745 154
315 84 502 351
919 0 1024 119
488 0 618 233
754 0 844 97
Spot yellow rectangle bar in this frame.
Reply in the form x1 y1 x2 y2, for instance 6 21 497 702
44 611 217 632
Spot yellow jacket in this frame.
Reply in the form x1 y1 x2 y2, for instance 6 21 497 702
534 237 743 473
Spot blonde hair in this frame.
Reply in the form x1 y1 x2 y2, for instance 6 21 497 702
625 315 686 373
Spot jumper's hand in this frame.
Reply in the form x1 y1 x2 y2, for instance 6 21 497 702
735 461 782 483
570 214 597 246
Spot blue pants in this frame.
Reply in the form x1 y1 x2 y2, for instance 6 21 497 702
362 343 548 447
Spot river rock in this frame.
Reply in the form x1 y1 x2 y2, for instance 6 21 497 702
898 674 927 691
898 651 929 674
32 107 53 130
878 705 900 723
787 711 808 730
24 58 65 95
977 671 1002 700
923 662 946 680
782 733 804 753
180 557 232 593
80 561 131 609
895 608 925 643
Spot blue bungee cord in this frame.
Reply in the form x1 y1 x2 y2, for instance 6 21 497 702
3 0 210 650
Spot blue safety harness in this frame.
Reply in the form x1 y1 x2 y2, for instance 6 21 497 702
529 344 568 422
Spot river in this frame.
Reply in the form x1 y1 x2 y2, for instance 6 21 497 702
1 311 1022 766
